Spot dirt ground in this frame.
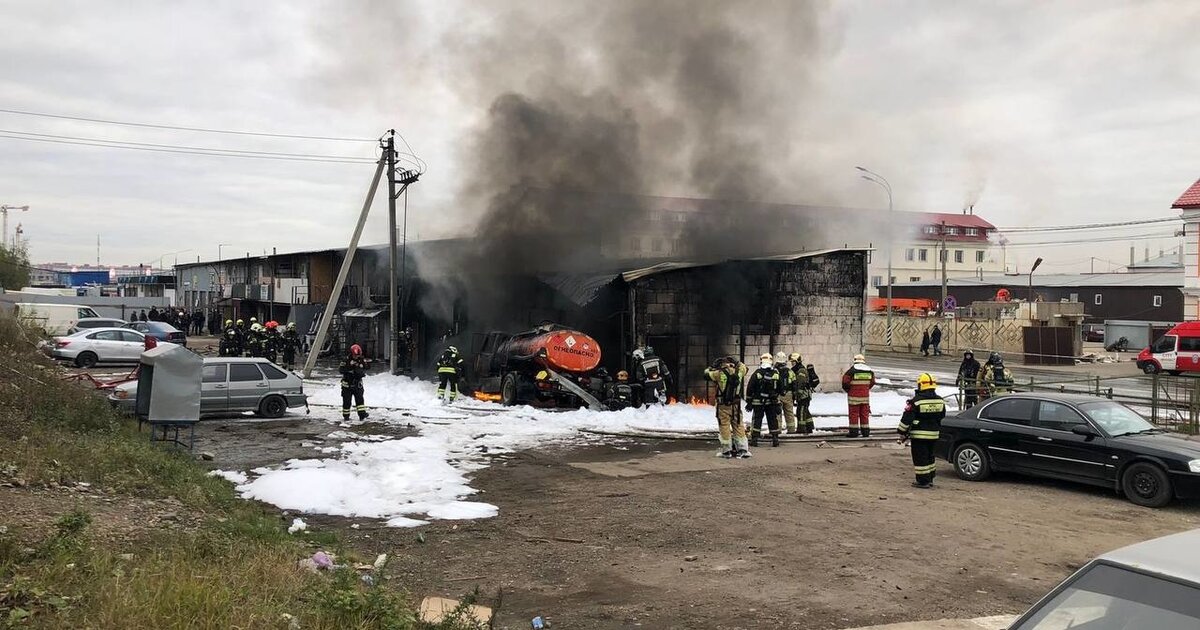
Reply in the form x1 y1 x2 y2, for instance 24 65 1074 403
293 438 1200 630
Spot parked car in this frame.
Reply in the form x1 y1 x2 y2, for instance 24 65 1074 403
13 303 101 336
108 357 306 418
1007 528 1200 628
68 317 128 335
48 327 150 368
1082 325 1105 343
124 321 187 347
935 392 1200 508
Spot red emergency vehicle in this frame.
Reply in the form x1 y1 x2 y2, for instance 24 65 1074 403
1137 322 1200 375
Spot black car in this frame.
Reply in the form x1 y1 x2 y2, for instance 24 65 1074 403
935 393 1200 508
123 321 187 347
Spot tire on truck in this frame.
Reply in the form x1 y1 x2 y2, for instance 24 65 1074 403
501 372 521 406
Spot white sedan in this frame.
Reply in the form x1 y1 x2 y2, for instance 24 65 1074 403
47 327 154 368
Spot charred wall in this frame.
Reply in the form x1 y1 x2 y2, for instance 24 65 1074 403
629 250 867 401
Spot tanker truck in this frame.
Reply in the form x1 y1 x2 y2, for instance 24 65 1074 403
469 324 608 409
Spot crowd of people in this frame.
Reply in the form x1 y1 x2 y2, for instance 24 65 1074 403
217 317 303 369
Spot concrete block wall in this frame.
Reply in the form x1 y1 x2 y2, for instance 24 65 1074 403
630 251 866 402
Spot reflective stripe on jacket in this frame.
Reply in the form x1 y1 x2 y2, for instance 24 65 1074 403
898 390 945 440
841 364 875 405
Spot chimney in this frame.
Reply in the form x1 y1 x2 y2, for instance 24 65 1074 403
1144 247 1150 262
1130 246 1135 266
1159 246 1164 258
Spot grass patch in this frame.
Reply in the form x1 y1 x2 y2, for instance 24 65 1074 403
0 317 486 629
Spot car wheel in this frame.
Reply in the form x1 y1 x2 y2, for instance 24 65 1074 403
500 373 519 406
258 395 287 419
1142 363 1160 375
953 442 991 481
1122 462 1173 508
75 352 99 369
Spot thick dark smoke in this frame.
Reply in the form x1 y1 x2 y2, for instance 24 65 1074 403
314 0 840 328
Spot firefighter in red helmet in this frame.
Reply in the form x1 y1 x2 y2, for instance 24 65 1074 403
339 344 369 421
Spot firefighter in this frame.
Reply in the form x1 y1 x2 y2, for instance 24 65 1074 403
436 345 465 405
281 322 301 370
244 323 265 358
746 353 782 447
897 373 945 489
339 344 369 421
957 350 982 408
218 327 240 357
774 352 798 434
704 356 751 458
604 370 636 411
789 352 816 435
841 353 876 438
263 321 280 363
633 347 671 406
980 352 1013 399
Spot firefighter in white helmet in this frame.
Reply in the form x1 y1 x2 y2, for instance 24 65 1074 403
746 353 783 447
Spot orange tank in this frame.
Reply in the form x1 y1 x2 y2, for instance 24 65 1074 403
498 329 602 373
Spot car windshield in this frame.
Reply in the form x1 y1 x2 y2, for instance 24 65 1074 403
1077 402 1155 436
1012 563 1200 629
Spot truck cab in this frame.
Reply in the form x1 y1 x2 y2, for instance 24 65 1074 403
1138 321 1200 375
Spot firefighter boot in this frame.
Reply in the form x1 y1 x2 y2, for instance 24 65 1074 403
771 434 780 447
862 427 871 438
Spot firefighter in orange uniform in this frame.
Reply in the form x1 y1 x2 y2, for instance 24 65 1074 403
841 353 876 438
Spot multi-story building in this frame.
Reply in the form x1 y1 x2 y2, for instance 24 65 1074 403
866 211 1004 291
1173 178 1200 319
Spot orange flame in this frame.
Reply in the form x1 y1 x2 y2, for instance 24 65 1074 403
473 392 502 402
668 396 710 406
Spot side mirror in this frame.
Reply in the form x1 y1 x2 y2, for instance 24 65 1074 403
1071 425 1100 438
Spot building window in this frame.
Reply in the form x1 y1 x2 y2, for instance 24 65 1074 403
1153 295 1163 307
945 226 959 236
871 275 883 287
1094 294 1103 305
628 237 641 252
923 226 939 235
909 276 921 282
954 250 964 263
905 248 914 261
651 238 663 253
965 227 979 236
918 249 928 262
976 250 985 263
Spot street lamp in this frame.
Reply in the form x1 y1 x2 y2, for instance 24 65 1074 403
1028 257 1043 303
856 166 894 346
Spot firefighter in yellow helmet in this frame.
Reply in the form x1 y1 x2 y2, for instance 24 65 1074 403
704 356 750 458
897 373 945 489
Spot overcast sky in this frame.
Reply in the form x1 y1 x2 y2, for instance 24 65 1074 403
1 0 1197 273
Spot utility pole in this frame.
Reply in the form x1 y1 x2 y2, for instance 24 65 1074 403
386 130 419 375
386 132 399 375
940 221 948 314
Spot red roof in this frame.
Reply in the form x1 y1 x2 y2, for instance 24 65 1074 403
913 212 996 230
1172 179 1200 209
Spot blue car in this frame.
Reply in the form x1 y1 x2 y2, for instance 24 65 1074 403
123 321 187 347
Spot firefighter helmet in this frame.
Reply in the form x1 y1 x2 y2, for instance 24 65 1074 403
265 321 278 330
224 319 233 327
788 352 802 363
989 351 1003 365
350 344 363 356
236 319 244 326
774 351 787 365
760 353 772 361
616 370 629 381
250 317 258 323
287 322 295 330
448 345 458 354
632 348 645 361
916 373 937 391
853 353 866 363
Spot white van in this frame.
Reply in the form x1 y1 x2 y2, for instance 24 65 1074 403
13 303 101 336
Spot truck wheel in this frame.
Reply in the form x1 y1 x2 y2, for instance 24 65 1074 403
501 373 520 406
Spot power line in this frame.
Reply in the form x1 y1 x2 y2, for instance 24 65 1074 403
0 107 377 143
0 132 380 164
0 128 378 161
997 216 1178 233
999 231 1177 248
